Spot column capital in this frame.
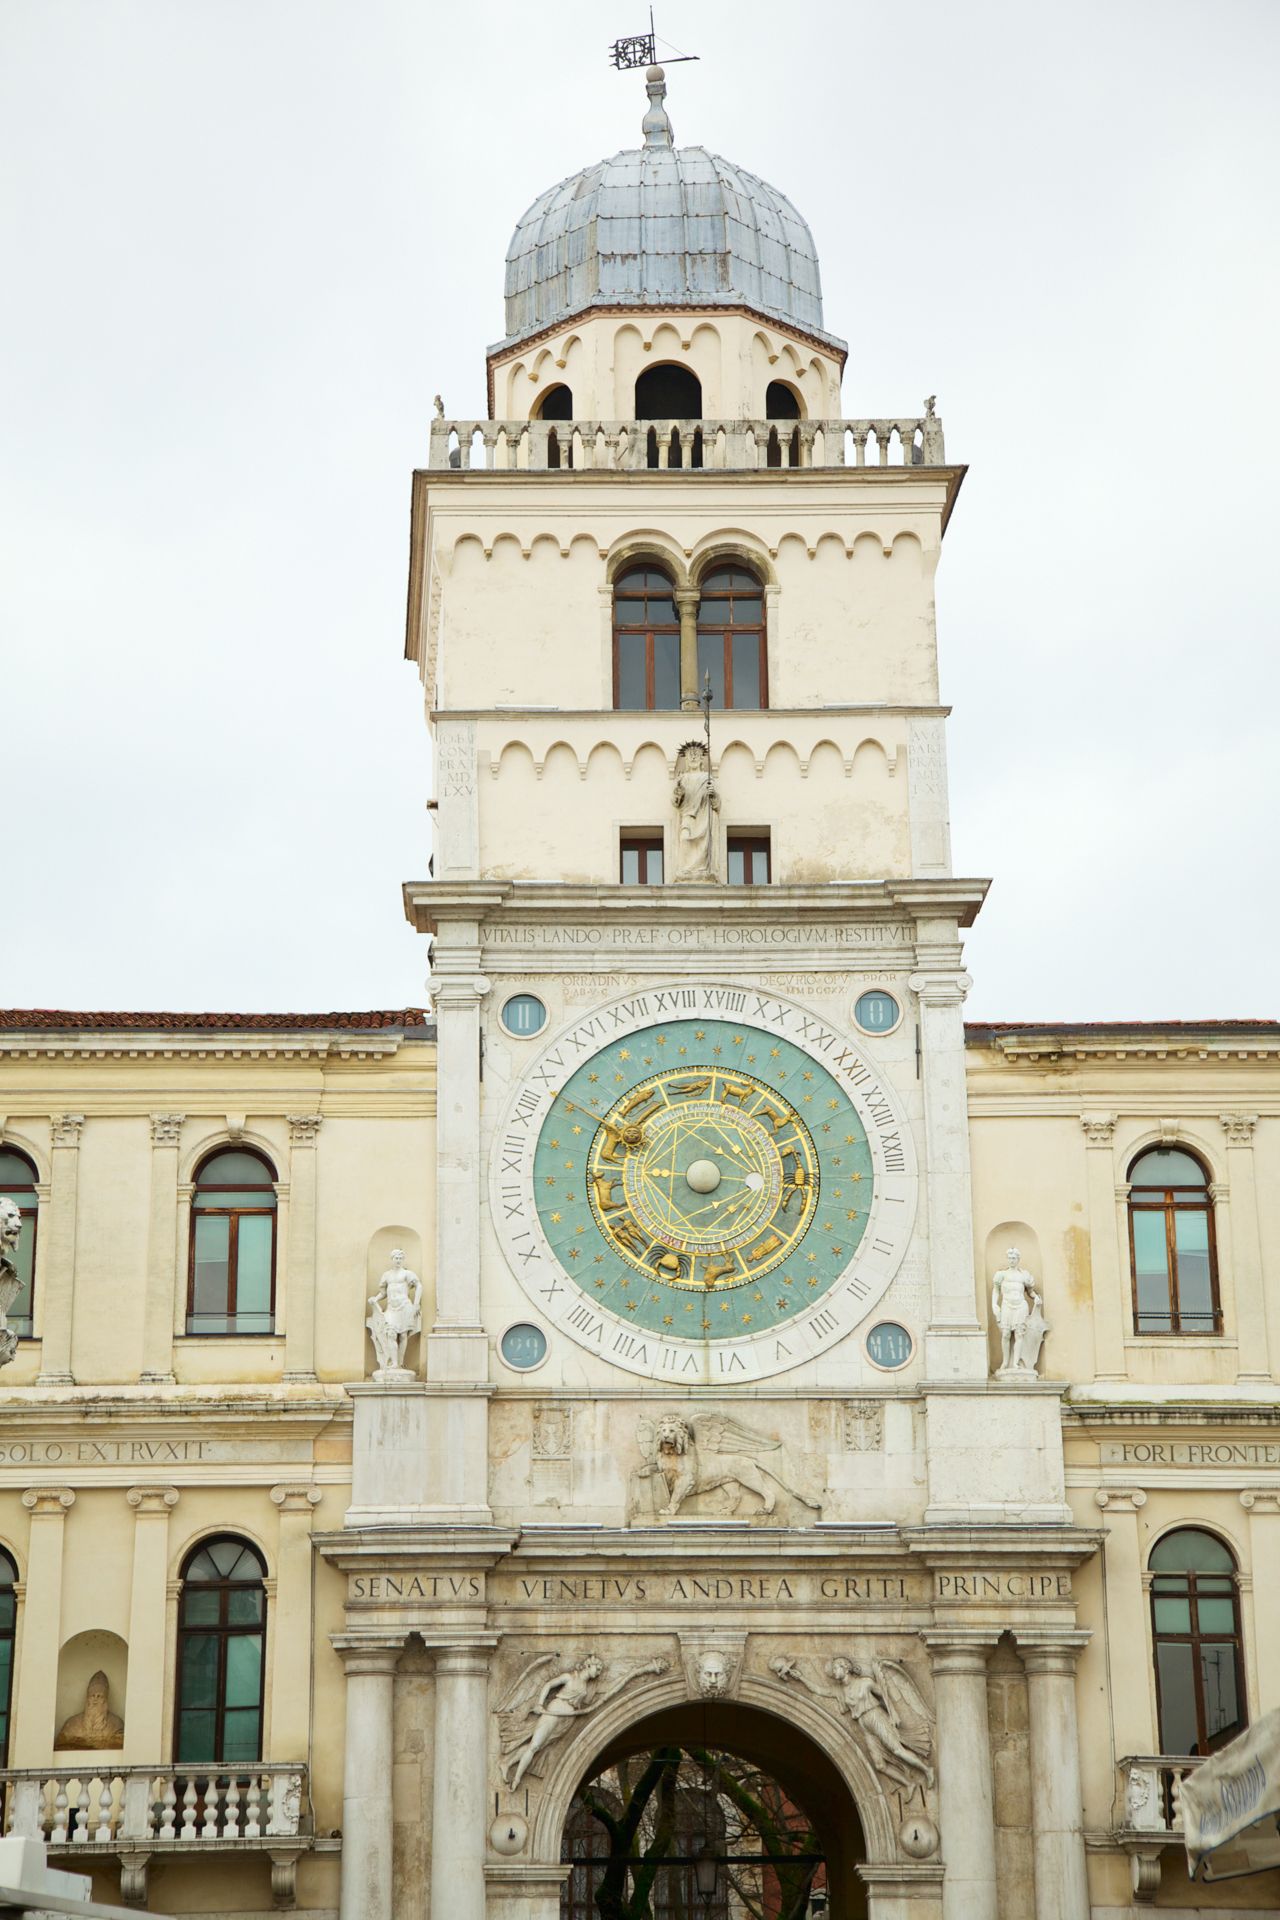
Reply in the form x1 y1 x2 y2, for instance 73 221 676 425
923 1629 1001 1673
331 1635 404 1676
286 1115 323 1147
1240 1488 1280 1515
1209 1180 1230 1203
126 1486 180 1514
149 1114 185 1147
1094 1487 1147 1513
673 586 700 609
1080 1113 1116 1147
271 1483 322 1514
22 1486 74 1515
907 970 972 1007
50 1115 84 1149
1220 1112 1258 1146
432 972 491 1006
433 1642 496 1677
1017 1630 1091 1676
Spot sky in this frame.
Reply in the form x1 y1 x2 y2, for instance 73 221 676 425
2 0 1277 1020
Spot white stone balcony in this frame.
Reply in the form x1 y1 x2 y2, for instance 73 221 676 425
1115 1754 1204 1903
1 1764 312 1910
429 407 946 472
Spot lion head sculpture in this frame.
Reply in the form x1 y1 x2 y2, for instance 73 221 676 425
0 1198 22 1259
654 1415 693 1456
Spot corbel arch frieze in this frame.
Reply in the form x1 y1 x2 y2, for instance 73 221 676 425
688 531 778 588
524 1660 898 1867
603 533 690 592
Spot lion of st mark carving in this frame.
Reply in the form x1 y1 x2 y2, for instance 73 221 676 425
629 1411 822 1523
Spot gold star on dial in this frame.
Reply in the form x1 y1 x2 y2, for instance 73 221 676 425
550 1212 562 1223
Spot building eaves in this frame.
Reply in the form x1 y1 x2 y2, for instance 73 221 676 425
0 1009 434 1037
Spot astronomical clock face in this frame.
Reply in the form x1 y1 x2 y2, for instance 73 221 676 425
491 984 917 1383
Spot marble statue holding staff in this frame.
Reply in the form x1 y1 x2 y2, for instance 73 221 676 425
671 740 720 882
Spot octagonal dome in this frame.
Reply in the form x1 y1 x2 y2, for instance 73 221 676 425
497 69 843 355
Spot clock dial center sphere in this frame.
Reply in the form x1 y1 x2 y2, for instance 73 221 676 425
684 1158 721 1194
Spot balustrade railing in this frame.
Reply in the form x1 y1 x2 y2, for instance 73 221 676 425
1 1763 308 1846
429 408 946 473
1118 1753 1205 1835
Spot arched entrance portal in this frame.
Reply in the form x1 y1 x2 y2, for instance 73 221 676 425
560 1701 868 1919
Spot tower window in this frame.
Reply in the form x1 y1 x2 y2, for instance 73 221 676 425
766 380 802 419
620 834 664 884
1149 1529 1245 1756
697 565 767 710
612 566 681 710
727 833 771 884
635 364 702 420
0 1150 37 1337
188 1148 278 1336
1127 1147 1219 1335
535 383 573 421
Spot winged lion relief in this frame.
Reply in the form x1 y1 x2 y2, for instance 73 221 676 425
628 1409 824 1523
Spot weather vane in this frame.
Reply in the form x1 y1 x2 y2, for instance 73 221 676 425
609 8 699 69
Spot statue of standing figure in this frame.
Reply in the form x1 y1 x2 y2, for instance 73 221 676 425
991 1247 1049 1377
671 741 720 882
366 1249 423 1376
0 1198 24 1369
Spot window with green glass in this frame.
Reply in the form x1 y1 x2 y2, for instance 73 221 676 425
696 565 767 710
1127 1147 1220 1335
175 1538 266 1765
0 1150 38 1338
0 1551 16 1763
187 1149 277 1336
1150 1529 1245 1756
612 567 681 711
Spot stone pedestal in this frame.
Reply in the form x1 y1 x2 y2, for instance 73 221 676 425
1021 1635 1090 1920
347 1381 495 1525
922 1383 1072 1524
926 1634 999 1920
335 1640 401 1920
430 1645 492 1920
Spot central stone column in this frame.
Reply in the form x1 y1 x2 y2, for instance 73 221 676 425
1020 1633 1090 1920
335 1639 402 1920
926 1632 999 1920
430 1643 493 1920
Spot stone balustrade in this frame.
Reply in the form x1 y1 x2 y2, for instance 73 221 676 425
429 408 946 473
1 1764 311 1908
1117 1751 1205 1837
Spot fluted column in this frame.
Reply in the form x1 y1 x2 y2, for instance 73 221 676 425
1093 1489 1155 1758
926 1633 999 1920
1219 1116 1270 1378
283 1116 322 1381
12 1488 74 1762
140 1115 184 1382
335 1639 401 1920
36 1116 83 1384
430 1644 492 1920
269 1484 321 1759
1021 1634 1091 1920
122 1486 179 1761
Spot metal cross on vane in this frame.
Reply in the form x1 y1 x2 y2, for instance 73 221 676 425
609 9 699 69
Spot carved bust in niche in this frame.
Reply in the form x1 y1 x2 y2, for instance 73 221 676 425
56 1670 124 1750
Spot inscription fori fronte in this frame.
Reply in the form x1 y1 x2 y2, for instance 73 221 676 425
490 981 917 1382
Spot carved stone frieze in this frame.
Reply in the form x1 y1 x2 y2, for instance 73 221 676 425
495 1650 669 1793
149 1113 185 1146
628 1409 823 1524
769 1649 935 1796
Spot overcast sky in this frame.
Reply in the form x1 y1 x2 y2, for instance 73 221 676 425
2 0 1276 1020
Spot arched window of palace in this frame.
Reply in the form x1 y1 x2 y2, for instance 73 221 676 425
1127 1147 1219 1335
0 1551 16 1764
613 566 681 710
765 380 802 419
188 1148 278 1337
697 565 767 709
534 383 573 421
635 364 702 420
1150 1529 1245 1756
175 1536 267 1765
0 1149 38 1337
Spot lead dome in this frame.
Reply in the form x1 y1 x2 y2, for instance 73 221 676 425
498 67 842 353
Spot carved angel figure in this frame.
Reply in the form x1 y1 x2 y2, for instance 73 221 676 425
770 1652 935 1793
671 741 720 883
0 1197 24 1369
496 1652 668 1793
633 1411 821 1520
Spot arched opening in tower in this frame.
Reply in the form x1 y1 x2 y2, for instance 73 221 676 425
634 363 703 421
766 380 803 420
535 383 574 421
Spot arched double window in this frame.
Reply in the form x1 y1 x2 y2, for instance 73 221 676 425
612 561 767 711
0 1150 37 1337
1150 1529 1245 1756
0 1550 16 1764
1128 1147 1219 1335
187 1149 277 1336
175 1537 267 1765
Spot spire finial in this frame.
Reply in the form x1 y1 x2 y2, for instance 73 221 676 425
642 64 673 148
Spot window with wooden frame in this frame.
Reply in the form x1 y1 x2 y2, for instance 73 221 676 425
1127 1146 1220 1335
175 1537 267 1765
620 834 665 885
696 565 767 710
0 1551 16 1764
1150 1529 1245 1756
613 567 681 710
727 833 771 885
187 1148 277 1336
0 1150 37 1337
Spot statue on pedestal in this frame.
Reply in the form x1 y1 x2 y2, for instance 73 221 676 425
671 741 719 882
991 1247 1049 1377
366 1249 423 1377
0 1198 24 1369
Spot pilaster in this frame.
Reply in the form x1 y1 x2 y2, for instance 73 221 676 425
36 1117 83 1384
1092 1490 1154 1757
12 1487 74 1762
1239 1489 1280 1715
269 1484 322 1759
122 1486 180 1761
428 937 490 1385
140 1115 184 1382
283 1116 322 1381
908 967 984 1380
1080 1115 1125 1378
1218 1115 1269 1378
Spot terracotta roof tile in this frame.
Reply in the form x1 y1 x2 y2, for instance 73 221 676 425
0 1009 432 1034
